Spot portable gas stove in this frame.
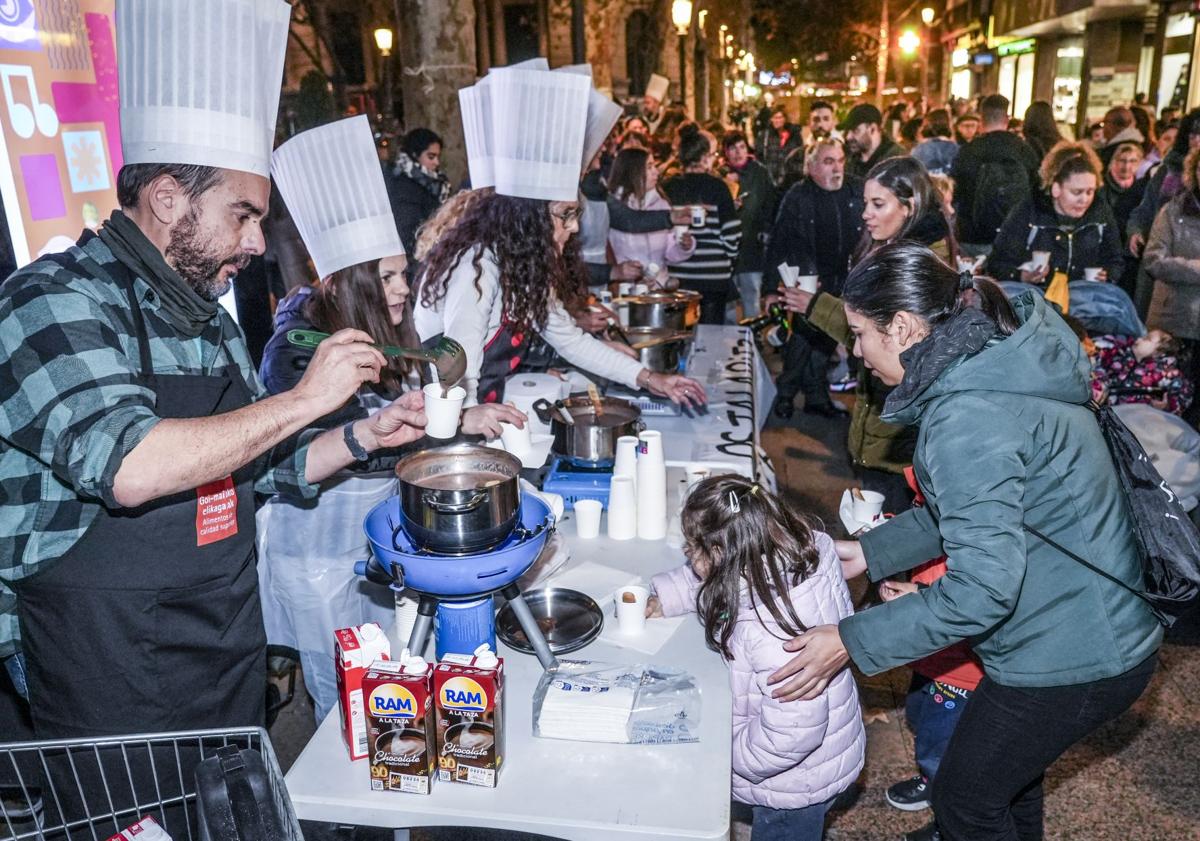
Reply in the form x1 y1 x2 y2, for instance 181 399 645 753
542 457 613 510
359 494 560 670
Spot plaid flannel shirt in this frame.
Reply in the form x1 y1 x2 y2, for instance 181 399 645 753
0 231 320 658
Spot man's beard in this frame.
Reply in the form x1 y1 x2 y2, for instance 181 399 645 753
164 209 249 302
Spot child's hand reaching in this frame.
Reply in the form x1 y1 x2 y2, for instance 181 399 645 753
879 580 918 602
645 595 663 618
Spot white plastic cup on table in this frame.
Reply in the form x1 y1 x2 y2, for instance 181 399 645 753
607 475 637 540
574 499 603 539
615 585 650 634
851 490 885 524
797 275 819 294
636 431 668 540
613 435 639 490
423 383 466 439
1083 267 1102 282
1031 251 1051 271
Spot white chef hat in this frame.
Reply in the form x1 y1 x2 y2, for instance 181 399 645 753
645 74 670 104
271 115 403 280
117 0 291 178
459 58 554 192
555 65 623 169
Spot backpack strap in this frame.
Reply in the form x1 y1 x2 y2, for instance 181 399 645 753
1022 522 1153 608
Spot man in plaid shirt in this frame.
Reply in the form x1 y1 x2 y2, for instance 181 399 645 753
0 0 428 737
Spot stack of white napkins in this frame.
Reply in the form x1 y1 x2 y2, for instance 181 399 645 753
535 665 640 743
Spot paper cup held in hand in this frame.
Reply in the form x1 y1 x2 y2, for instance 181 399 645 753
615 585 650 634
797 275 818 294
499 418 532 455
850 489 885 524
689 205 706 228
1083 267 1102 282
1031 251 1051 270
574 499 602 539
423 383 466 439
672 225 689 245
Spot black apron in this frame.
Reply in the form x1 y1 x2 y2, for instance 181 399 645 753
15 272 265 737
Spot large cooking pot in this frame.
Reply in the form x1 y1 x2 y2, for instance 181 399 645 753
395 444 522 555
533 396 643 466
626 290 703 330
626 326 689 374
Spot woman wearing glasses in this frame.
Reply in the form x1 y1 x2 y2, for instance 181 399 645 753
414 188 707 406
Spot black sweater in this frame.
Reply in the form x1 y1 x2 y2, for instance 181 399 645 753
660 172 743 291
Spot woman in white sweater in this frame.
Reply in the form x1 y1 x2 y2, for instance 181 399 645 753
414 188 707 407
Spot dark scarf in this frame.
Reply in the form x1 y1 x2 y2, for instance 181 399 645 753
98 210 219 338
885 306 998 415
394 152 452 203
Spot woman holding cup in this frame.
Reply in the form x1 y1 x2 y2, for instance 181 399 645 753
608 146 697 288
773 156 956 512
769 242 1160 841
985 141 1124 285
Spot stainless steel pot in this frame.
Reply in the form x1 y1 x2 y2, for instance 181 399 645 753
533 396 643 466
626 293 688 330
395 444 522 555
626 326 689 374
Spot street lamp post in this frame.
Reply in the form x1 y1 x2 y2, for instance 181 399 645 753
672 0 692 112
374 27 394 124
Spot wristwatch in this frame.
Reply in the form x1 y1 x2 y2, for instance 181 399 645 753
343 422 370 462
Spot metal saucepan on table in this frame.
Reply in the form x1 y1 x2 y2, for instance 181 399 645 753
394 444 522 555
532 396 643 467
625 290 703 331
624 326 691 374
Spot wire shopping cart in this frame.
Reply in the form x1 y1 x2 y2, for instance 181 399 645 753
0 727 303 841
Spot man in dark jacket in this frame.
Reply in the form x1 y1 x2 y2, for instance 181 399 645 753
840 104 904 180
723 130 777 318
950 93 1040 255
764 137 864 419
755 107 803 186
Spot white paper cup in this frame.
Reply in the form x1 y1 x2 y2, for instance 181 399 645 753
613 436 639 489
618 282 634 297
423 383 465 439
672 224 689 244
574 499 602 539
1031 251 1051 271
632 283 650 296
1083 267 1102 282
685 466 710 488
689 205 706 227
850 490 885 524
956 257 976 273
615 585 650 634
607 475 637 540
797 275 819 293
499 418 531 454
636 431 667 540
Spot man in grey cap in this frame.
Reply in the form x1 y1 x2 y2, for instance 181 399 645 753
840 104 904 180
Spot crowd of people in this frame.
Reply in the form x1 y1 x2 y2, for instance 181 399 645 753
0 12 1186 840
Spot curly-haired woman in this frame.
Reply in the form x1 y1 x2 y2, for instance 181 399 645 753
413 188 708 406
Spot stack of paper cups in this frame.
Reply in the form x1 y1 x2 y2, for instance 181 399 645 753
395 591 421 651
607 475 637 540
636 431 667 540
612 435 639 494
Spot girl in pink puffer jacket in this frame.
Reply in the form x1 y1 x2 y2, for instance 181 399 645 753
649 475 865 841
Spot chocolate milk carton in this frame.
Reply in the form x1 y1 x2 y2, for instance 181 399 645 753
363 655 435 794
434 646 504 787
334 623 391 761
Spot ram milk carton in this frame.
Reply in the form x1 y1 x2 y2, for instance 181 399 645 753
434 646 504 787
364 655 435 794
335 622 391 760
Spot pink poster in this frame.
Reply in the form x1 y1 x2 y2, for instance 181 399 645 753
0 0 118 267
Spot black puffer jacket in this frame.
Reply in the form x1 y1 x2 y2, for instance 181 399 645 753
986 191 1124 283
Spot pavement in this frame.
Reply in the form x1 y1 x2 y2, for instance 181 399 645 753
271 373 1200 841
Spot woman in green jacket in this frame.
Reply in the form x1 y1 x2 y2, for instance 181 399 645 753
780 155 956 512
771 242 1161 841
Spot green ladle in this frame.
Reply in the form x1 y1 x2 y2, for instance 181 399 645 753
286 329 467 389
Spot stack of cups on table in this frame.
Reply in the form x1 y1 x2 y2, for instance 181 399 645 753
604 431 668 540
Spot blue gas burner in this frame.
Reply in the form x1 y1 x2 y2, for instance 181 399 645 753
359 493 559 668
542 457 613 510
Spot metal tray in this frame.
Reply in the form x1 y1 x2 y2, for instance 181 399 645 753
496 587 604 656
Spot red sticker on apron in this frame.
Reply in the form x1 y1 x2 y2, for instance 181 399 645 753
196 476 238 546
